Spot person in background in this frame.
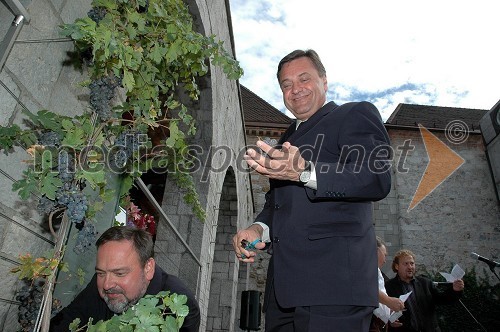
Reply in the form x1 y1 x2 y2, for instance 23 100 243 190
50 226 200 332
370 236 404 332
385 249 464 332
232 49 392 331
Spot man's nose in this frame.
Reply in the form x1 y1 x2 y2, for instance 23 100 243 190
103 274 117 290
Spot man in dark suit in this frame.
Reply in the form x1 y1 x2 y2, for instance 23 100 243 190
50 226 200 332
385 250 464 332
233 49 392 331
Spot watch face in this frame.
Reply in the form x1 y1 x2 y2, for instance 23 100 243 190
300 170 311 183
496 109 500 126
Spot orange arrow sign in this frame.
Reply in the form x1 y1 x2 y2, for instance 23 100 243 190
408 124 465 211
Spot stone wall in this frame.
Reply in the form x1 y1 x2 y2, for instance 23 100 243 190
376 128 500 281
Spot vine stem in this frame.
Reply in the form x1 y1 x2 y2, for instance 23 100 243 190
34 211 70 332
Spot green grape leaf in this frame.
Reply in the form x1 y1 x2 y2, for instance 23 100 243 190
122 69 135 92
119 175 134 198
102 315 122 331
0 125 21 149
12 169 38 200
62 126 86 148
94 0 117 10
40 172 63 200
68 318 82 332
162 316 180 332
77 169 106 189
36 110 65 133
164 293 188 317
149 45 166 64
165 122 181 147
89 319 109 332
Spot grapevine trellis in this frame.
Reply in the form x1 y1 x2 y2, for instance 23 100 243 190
0 0 243 330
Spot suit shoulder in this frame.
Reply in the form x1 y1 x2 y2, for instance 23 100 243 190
333 101 383 125
336 101 376 111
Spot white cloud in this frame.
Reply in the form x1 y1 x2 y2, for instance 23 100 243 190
229 0 500 121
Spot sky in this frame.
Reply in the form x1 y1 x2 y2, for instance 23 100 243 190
228 0 500 121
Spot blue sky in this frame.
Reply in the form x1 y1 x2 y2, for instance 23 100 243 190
229 0 499 121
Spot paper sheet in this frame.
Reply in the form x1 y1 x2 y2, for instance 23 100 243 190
378 291 412 323
439 264 465 282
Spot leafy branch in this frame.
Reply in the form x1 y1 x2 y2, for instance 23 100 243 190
69 291 189 332
10 251 69 280
0 0 243 233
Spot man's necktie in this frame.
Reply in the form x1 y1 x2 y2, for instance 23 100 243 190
404 283 422 331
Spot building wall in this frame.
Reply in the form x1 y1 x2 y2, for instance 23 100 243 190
375 128 500 281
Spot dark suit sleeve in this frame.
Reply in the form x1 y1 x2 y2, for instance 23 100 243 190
429 279 463 305
308 101 391 201
254 191 272 227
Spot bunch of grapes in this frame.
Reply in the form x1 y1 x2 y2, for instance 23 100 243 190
57 150 75 183
56 183 88 224
16 278 61 331
37 196 57 215
89 76 122 121
109 130 145 170
34 133 90 228
87 7 107 23
38 131 61 148
74 221 99 254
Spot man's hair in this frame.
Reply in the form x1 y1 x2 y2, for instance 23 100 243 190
96 226 154 266
277 49 327 81
376 236 385 249
391 249 415 273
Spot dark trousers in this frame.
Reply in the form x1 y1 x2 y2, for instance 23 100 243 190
265 282 374 332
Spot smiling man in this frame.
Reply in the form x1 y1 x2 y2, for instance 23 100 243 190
233 49 392 331
50 226 200 332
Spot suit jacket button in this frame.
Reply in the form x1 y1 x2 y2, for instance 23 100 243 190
273 237 280 243
274 204 280 209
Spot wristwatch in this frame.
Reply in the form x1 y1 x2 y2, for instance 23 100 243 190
299 160 312 183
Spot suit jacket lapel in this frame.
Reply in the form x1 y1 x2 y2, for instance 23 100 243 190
278 122 297 145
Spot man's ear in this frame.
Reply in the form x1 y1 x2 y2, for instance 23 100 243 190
144 258 155 281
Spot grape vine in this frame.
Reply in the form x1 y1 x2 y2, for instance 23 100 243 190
3 0 243 326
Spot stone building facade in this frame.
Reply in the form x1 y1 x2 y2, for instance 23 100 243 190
377 104 500 281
